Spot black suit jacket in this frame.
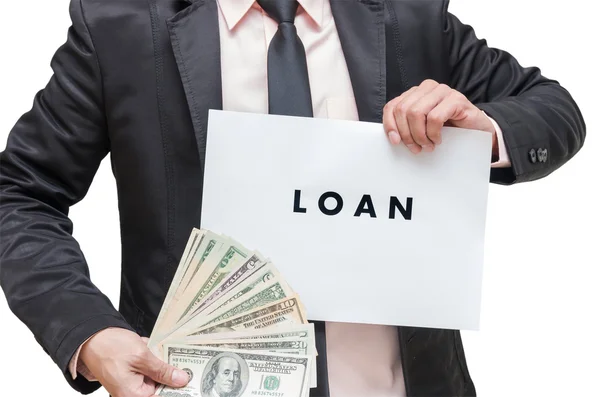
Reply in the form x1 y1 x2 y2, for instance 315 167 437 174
0 1 585 396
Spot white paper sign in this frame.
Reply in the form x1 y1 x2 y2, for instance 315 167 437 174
201 110 492 330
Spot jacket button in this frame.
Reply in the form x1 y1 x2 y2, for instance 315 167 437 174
542 148 548 163
529 148 537 163
537 148 544 163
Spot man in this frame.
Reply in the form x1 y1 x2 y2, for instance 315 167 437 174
201 356 244 397
0 0 585 397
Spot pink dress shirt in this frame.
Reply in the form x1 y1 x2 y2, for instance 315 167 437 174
70 1 511 394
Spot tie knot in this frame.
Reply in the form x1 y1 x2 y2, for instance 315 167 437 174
257 0 299 24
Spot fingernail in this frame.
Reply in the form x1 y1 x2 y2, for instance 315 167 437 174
406 144 420 154
422 145 434 152
387 131 401 144
173 369 189 385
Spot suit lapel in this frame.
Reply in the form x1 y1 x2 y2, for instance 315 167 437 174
167 0 222 165
330 0 386 123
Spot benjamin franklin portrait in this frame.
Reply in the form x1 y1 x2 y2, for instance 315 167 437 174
201 352 249 397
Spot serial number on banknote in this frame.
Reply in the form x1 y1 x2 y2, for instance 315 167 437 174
172 358 205 365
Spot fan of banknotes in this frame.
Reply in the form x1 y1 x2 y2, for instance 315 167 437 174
147 228 317 397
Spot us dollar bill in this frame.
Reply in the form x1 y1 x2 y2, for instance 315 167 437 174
156 345 310 397
177 243 252 322
202 262 281 317
179 230 224 292
174 256 270 333
168 338 309 356
179 324 315 344
156 324 317 365
188 296 307 336
153 231 226 343
201 279 295 327
186 255 267 317
180 264 290 331
156 261 278 349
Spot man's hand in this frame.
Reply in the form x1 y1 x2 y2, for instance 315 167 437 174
79 328 189 397
383 79 497 154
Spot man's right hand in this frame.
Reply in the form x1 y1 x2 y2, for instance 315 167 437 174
79 328 190 397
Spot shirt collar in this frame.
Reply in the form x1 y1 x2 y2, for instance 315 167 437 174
298 0 324 27
217 0 324 31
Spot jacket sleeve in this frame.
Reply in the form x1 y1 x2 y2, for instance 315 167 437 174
442 2 586 185
0 0 134 394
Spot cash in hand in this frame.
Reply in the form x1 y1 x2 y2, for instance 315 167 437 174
147 229 317 397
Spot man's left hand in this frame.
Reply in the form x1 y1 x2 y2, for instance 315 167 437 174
383 79 497 154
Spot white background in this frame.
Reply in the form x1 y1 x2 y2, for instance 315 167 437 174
0 1 598 396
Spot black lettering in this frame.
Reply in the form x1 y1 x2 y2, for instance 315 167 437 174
353 194 377 218
293 190 307 213
318 191 343 216
389 197 413 220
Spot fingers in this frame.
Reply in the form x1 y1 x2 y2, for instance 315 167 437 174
383 99 402 145
395 80 438 151
409 83 453 147
133 349 190 388
382 79 465 153
428 92 464 132
141 337 150 344
394 100 419 152
383 86 417 145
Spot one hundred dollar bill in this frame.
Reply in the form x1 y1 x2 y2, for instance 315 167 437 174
156 345 310 397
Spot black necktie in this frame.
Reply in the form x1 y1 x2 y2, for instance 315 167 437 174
256 4 326 395
257 0 313 117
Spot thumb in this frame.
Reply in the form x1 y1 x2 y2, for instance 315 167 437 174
135 350 190 388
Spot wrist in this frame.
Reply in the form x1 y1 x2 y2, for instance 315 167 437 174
79 329 106 367
80 327 129 366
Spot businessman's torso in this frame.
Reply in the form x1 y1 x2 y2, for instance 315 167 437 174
83 1 472 395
